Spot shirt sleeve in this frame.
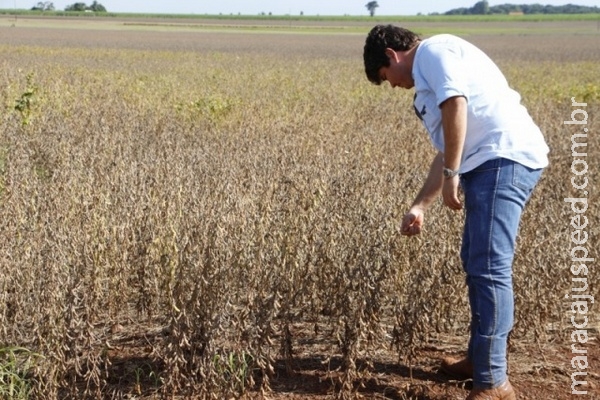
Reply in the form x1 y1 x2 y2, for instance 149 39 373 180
416 42 469 107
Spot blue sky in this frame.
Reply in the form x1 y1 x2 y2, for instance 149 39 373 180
7 1 600 15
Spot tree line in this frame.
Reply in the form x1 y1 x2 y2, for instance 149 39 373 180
29 1 600 16
445 1 600 15
31 1 107 12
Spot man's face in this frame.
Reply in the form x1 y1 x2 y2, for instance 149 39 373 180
378 48 414 89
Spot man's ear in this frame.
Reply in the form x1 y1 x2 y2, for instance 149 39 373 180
384 48 399 63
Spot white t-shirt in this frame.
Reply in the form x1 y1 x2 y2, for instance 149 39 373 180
412 34 549 173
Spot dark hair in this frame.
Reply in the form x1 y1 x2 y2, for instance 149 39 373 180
363 25 420 85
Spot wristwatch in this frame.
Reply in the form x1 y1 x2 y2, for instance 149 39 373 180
443 167 459 179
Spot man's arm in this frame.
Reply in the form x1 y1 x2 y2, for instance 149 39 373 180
400 151 444 236
440 95 467 210
401 96 467 236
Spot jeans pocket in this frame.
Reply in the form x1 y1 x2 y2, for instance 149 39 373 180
512 162 543 192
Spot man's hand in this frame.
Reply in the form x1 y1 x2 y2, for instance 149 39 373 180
400 207 425 236
442 176 462 210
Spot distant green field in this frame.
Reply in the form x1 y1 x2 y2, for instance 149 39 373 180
1 9 599 22
1 12 599 36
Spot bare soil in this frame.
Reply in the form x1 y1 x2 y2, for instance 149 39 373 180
102 322 599 399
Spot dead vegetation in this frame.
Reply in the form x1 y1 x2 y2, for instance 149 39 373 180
0 19 598 399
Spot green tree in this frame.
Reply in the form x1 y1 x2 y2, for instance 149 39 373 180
65 1 106 12
365 1 379 17
65 2 87 11
31 1 54 11
89 1 106 12
471 0 489 15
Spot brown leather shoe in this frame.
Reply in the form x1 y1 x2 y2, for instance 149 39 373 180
466 380 516 400
440 356 474 380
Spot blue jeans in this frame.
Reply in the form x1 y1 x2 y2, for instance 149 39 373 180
459 158 543 389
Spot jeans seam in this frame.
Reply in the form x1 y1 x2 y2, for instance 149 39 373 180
485 165 501 387
465 160 541 389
